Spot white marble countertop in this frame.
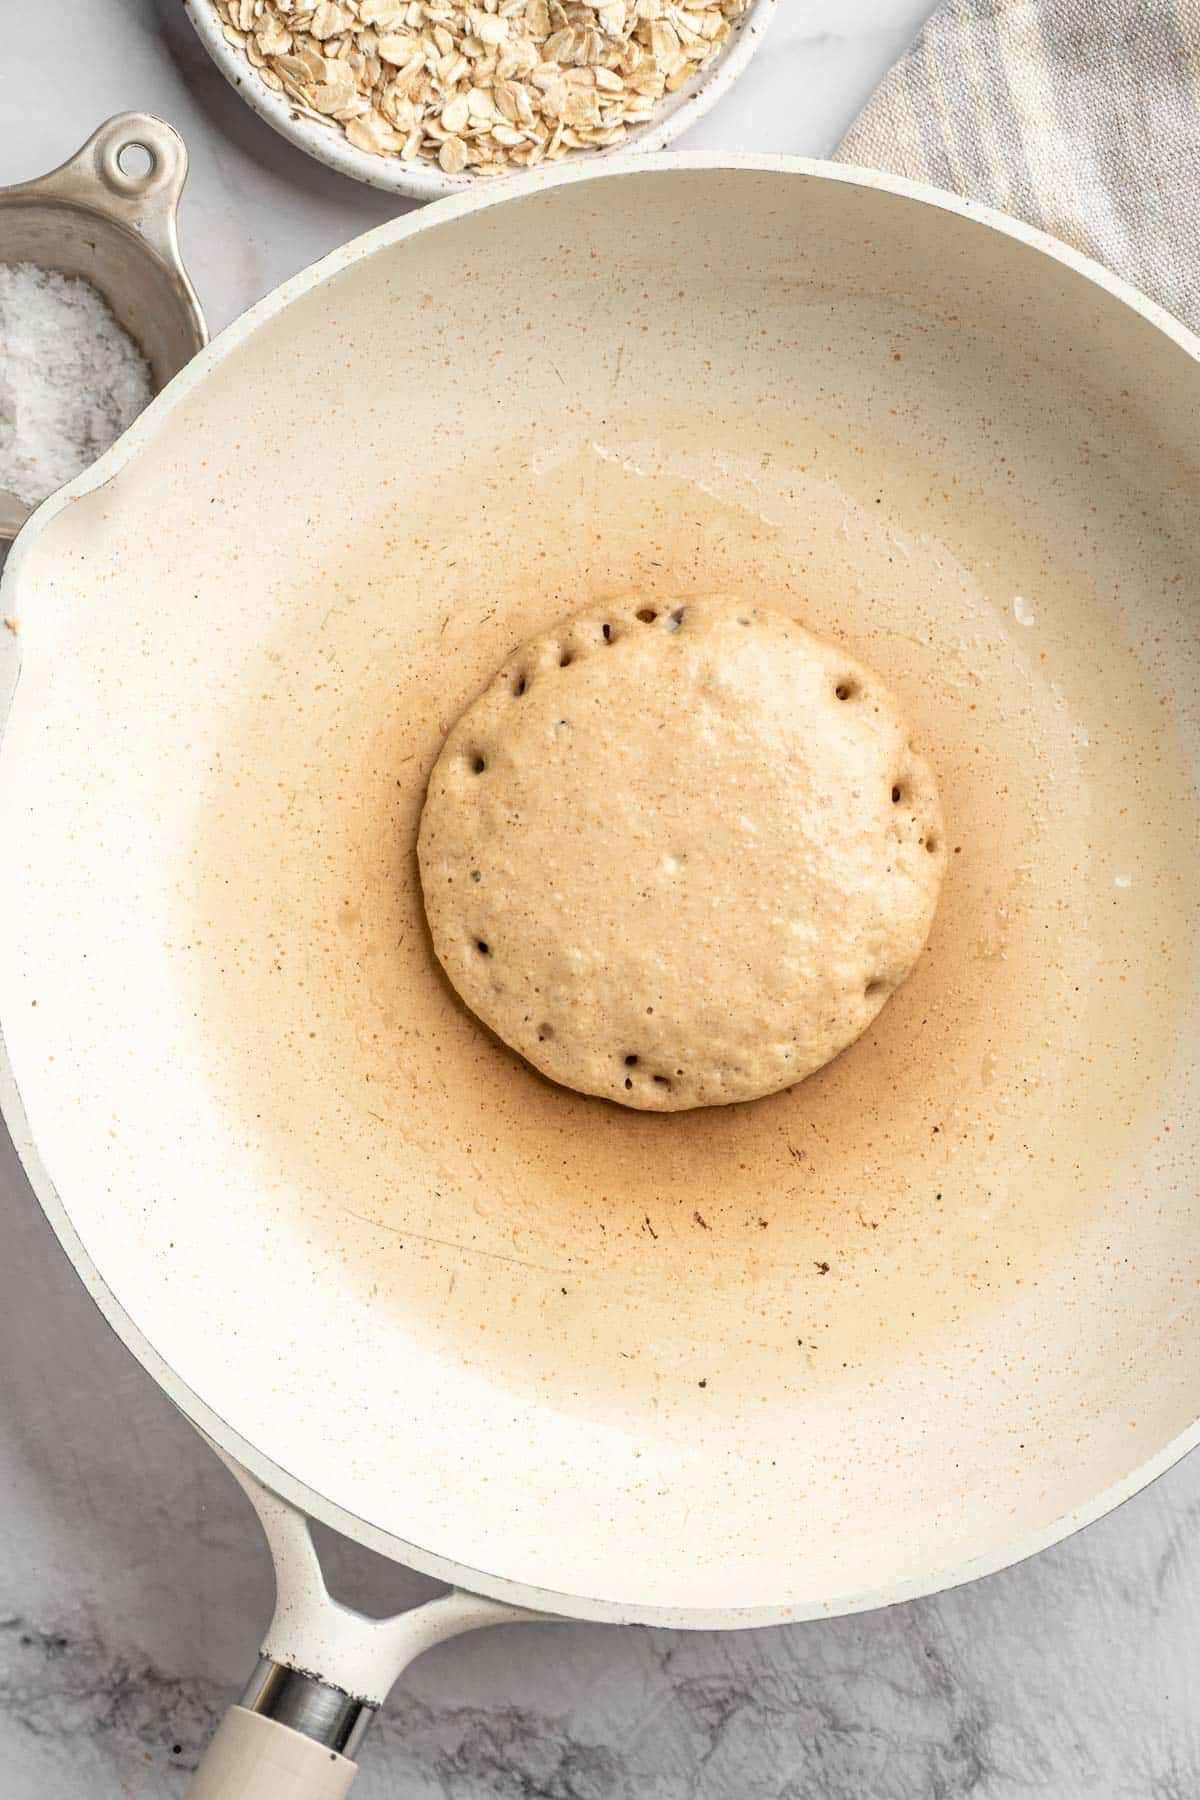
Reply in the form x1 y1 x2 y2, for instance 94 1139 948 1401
2 4 1200 1796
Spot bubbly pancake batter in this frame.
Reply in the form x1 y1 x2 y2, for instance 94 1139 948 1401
418 596 944 1109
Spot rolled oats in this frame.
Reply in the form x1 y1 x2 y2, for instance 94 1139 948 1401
210 0 749 175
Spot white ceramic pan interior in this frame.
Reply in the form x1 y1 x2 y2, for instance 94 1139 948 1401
1 156 1199 1788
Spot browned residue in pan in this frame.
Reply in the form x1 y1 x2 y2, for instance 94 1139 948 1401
183 410 1199 1430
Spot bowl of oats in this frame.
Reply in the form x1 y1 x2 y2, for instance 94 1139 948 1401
185 0 777 197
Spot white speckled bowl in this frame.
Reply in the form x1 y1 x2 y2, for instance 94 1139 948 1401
182 0 778 199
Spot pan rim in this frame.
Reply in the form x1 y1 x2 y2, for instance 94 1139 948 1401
2 150 1198 1629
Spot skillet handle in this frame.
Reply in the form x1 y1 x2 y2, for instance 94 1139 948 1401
185 1444 546 1793
187 1705 356 1799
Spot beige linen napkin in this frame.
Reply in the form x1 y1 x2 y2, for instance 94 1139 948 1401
836 0 1200 333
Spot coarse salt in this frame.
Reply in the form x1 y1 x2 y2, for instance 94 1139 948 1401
0 263 154 510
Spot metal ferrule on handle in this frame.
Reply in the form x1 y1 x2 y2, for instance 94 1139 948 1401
241 1661 376 1761
185 1451 543 1796
184 1663 374 1800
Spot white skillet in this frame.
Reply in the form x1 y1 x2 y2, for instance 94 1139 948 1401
1 156 1198 1796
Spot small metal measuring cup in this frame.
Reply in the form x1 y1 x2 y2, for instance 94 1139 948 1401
0 112 208 542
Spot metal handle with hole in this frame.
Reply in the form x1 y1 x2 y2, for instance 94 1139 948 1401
0 113 206 545
33 113 194 270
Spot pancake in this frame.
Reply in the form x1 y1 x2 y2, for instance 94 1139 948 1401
417 595 944 1110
